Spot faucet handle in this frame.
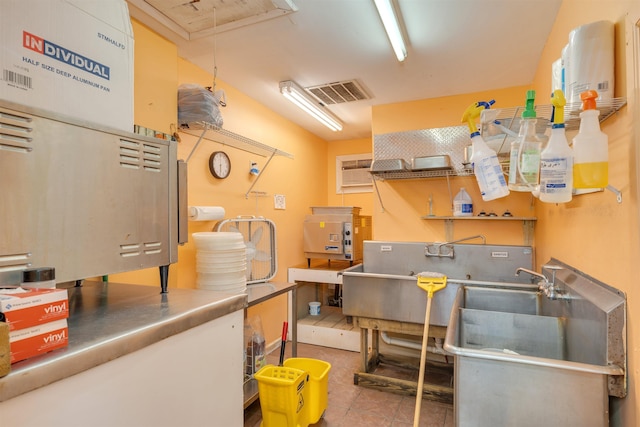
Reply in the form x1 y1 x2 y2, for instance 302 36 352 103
542 264 563 283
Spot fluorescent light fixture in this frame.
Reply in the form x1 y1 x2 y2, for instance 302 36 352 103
279 80 343 131
373 0 407 62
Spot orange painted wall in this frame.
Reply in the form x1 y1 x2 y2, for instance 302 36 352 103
114 20 330 344
371 87 536 246
371 2 640 425
531 2 639 425
118 4 640 423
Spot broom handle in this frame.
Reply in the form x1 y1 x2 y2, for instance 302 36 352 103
279 321 288 366
413 295 434 427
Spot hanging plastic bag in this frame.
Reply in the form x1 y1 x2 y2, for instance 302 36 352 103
178 83 225 128
244 315 266 378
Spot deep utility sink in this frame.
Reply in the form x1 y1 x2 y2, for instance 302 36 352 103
444 273 626 427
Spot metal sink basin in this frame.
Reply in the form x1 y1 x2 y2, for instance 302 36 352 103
444 269 627 427
342 240 535 326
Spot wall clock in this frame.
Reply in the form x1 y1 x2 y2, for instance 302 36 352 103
209 151 231 179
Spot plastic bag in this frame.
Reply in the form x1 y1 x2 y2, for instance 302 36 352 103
244 315 266 378
178 83 224 128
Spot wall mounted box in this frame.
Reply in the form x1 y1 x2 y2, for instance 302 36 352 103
0 0 134 132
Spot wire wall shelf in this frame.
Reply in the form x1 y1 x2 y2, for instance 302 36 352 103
181 122 294 160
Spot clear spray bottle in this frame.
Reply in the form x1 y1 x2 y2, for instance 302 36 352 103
461 100 510 201
508 90 542 192
539 89 573 203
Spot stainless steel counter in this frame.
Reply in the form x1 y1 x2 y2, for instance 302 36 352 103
0 280 246 403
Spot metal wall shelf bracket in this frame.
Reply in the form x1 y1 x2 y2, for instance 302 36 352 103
179 122 293 198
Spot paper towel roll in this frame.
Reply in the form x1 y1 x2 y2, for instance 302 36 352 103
188 206 225 221
567 20 614 103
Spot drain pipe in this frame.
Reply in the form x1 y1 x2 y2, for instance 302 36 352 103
380 331 447 355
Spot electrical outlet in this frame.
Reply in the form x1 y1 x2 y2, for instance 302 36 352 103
274 194 286 210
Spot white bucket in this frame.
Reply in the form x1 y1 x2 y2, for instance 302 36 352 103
308 301 321 316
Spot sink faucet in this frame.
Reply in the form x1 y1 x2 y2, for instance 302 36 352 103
425 234 486 258
515 266 566 300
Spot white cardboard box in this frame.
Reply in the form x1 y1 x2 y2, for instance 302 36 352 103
0 0 134 132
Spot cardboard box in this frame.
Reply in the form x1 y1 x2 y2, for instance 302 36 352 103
0 0 134 132
9 319 68 364
0 287 69 331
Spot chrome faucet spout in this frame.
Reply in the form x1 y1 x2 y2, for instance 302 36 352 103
515 267 547 283
515 266 567 300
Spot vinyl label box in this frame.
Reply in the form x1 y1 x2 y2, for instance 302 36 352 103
0 287 69 331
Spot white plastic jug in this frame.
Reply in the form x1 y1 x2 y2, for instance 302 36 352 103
453 188 473 217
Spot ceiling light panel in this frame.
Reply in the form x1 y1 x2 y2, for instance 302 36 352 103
373 0 407 62
280 80 343 132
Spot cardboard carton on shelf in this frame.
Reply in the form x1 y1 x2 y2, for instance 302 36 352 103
0 0 134 132
0 287 69 331
8 319 68 364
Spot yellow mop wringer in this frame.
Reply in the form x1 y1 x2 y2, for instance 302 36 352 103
413 272 447 427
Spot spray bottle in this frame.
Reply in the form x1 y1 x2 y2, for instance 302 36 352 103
461 100 510 201
573 90 608 188
508 90 542 192
539 89 573 203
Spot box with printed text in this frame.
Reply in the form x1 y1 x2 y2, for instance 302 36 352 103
0 287 69 331
9 319 68 364
0 0 134 131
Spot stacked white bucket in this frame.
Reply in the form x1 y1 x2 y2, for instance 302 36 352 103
192 232 247 293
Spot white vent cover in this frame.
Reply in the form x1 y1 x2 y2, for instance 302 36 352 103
307 80 370 105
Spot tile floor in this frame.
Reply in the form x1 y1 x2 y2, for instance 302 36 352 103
244 343 454 427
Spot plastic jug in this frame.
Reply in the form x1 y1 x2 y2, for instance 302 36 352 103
453 188 473 217
573 90 608 188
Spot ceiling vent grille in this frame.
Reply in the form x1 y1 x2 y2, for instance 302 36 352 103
307 80 370 105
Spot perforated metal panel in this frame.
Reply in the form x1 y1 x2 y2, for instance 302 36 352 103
373 125 470 173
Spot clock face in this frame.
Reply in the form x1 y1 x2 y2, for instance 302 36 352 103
209 151 231 179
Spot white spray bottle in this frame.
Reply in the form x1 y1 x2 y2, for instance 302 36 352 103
539 89 573 203
461 100 510 201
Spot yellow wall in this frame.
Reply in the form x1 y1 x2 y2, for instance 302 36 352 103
371 87 536 245
119 4 639 423
370 2 640 424
532 2 639 424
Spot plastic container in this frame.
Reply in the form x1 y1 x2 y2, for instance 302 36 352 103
453 188 473 217
573 90 608 188
509 90 542 192
283 358 331 424
254 365 310 427
308 301 321 316
567 21 614 103
462 101 510 201
540 90 573 203
21 267 56 289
